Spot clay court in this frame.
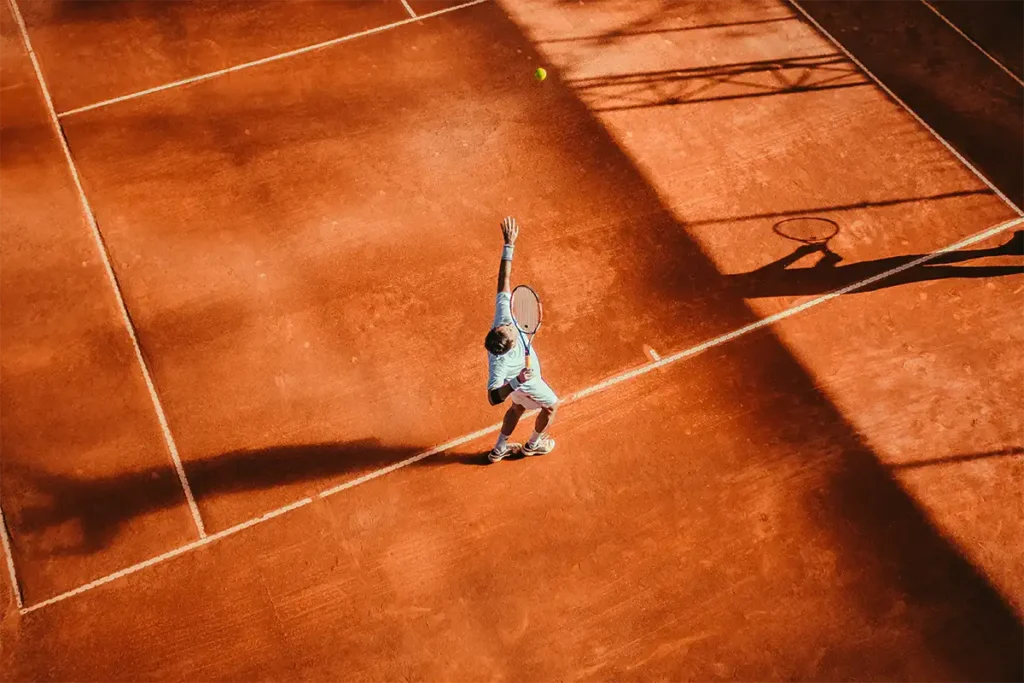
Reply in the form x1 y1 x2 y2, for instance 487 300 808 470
1 0 1022 680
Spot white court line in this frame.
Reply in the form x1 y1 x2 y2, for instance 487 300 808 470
317 421 513 498
18 215 1022 615
572 217 1022 401
21 498 313 614
20 422 540 614
0 505 24 608
787 0 1024 216
56 0 487 118
7 0 207 542
920 0 1024 88
400 0 418 19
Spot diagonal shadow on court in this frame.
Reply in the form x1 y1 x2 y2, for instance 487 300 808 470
3 1 1021 678
495 6 1024 677
793 0 1023 209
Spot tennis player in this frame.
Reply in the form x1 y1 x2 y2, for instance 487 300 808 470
483 217 558 463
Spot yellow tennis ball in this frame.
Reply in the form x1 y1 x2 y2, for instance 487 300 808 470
534 67 547 81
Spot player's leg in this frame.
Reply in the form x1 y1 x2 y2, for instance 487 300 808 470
534 403 557 433
521 380 559 456
489 402 526 463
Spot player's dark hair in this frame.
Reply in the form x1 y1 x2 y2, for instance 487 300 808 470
485 328 513 355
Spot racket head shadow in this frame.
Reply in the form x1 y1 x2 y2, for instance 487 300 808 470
511 285 542 334
772 217 840 245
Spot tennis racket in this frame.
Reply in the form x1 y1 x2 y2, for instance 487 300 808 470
511 284 542 369
772 217 839 245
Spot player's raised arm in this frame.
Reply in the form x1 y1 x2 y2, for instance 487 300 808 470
496 216 518 294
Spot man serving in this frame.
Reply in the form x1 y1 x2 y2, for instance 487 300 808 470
483 217 559 463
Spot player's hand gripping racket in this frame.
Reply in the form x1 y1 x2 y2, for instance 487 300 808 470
511 284 542 369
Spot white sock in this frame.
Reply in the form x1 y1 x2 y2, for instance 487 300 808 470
495 433 509 451
527 431 543 447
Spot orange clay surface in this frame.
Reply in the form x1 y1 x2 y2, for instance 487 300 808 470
1 0 1021 680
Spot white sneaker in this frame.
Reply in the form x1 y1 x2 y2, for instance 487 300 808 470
488 442 521 463
522 435 555 457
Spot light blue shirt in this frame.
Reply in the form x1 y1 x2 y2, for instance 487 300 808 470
487 292 541 391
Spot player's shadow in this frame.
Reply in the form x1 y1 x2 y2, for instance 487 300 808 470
727 224 1023 298
419 448 534 467
11 439 423 555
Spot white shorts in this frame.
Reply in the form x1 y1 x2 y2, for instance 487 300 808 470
510 378 559 410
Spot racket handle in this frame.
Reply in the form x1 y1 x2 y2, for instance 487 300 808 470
525 353 532 369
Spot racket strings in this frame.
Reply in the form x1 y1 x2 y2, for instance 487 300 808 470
511 291 541 333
